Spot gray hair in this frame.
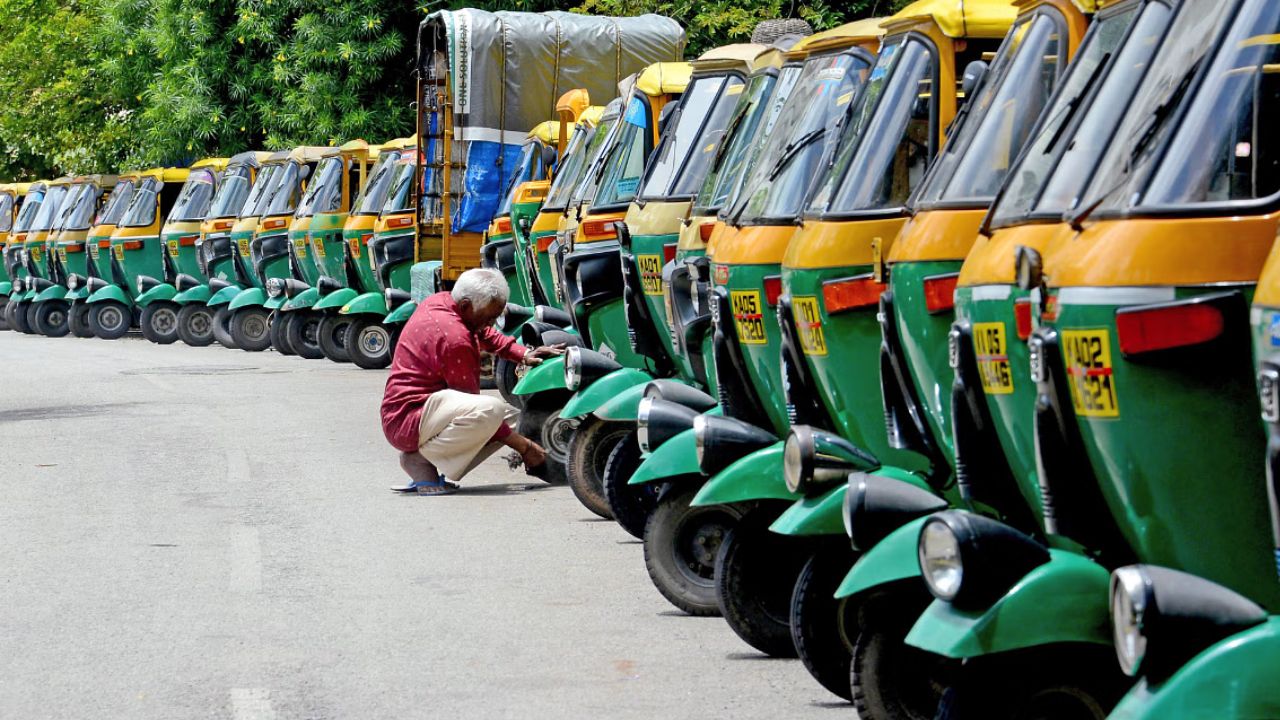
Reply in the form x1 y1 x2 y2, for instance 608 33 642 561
451 268 510 308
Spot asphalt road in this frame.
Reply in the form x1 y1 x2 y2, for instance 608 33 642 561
0 332 849 719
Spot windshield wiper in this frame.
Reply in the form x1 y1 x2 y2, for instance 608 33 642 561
768 127 825 181
1042 52 1112 155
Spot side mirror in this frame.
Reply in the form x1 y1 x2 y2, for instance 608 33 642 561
299 165 312 181
540 145 558 173
153 181 165 193
961 60 990 102
1015 245 1043 292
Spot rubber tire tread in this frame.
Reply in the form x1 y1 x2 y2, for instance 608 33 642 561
33 300 70 337
851 588 943 720
176 304 214 346
140 302 180 344
270 311 295 355
565 418 628 519
89 301 131 340
230 306 272 352
318 314 352 363
69 302 93 338
642 485 741 616
791 545 857 702
11 301 32 333
287 311 324 359
602 430 654 538
715 506 804 658
345 316 392 369
212 306 237 349
515 391 572 484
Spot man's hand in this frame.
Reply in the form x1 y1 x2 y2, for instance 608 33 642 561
523 343 567 367
521 440 547 468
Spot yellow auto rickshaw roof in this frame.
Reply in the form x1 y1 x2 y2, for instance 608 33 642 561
884 0 1018 39
1015 0 1099 12
635 62 693 97
47 175 74 188
73 174 120 189
751 45 788 72
692 43 766 76
578 105 607 127
266 146 334 165
380 135 418 152
137 167 192 183
191 156 230 171
555 88 592 121
9 182 31 196
528 121 563 145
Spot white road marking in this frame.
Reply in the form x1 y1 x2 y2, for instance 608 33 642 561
228 527 262 593
230 688 276 720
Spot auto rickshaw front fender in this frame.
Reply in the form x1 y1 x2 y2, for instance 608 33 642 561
172 284 212 305
561 368 654 419
20 289 37 301
1107 617 1280 720
314 287 357 311
64 287 85 301
904 549 1111 659
385 300 417 324
34 284 68 303
513 357 567 395
264 295 285 310
340 292 387 316
207 285 242 307
691 442 788 507
835 516 929 600
0 281 12 296
86 284 129 305
228 287 267 311
283 287 320 311
629 428 700 485
593 381 651 422
770 483 847 536
135 283 176 307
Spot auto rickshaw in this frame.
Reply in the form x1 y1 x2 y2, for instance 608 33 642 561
19 176 73 290
83 166 191 339
6 181 54 332
29 174 120 336
65 174 138 338
0 182 33 328
204 160 284 348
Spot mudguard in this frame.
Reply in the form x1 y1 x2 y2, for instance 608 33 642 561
0 281 12 295
903 549 1111 658
134 283 176 307
593 381 651 422
561 368 654 419
629 428 700 485
385 300 417 325
172 284 212 305
314 287 358 311
691 442 788 507
64 288 85 301
513 357 567 395
20 289 36 301
207 285 242 307
340 291 387 316
86 284 130 305
34 284 68 303
770 483 847 536
264 295 285 310
835 516 931 600
283 286 320 311
228 287 267 311
1108 618 1280 720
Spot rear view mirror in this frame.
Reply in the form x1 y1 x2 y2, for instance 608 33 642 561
541 145 557 171
962 60 990 101
1015 245 1043 292
299 165 312 181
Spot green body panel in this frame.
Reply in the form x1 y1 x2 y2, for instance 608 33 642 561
530 228 562 311
288 228 320 285
340 291 387 317
770 483 847 536
629 428 700 485
34 284 67 303
628 231 682 372
314 287 358 311
675 248 712 387
86 283 130 305
264 295 285 310
487 228 528 307
561 367 654 419
162 229 206 281
509 200 543 306
228 287 267 311
207 284 242 306
113 235 163 303
593 380 654 422
135 283 177 307
229 228 262 289
374 229 414 293
584 297 651 369
283 286 320 311
56 244 94 281
1053 287 1280 610
904 549 1111 658
174 284 213 306
690 443 788 507
835 516 930 600
784 263 931 474
513 356 567 395
720 261 789 435
0 281 11 295
890 260 963 462
343 226 379 293
385 300 416 325
23 239 49 277
254 231 292 287
1108 617 1280 720
310 212 351 282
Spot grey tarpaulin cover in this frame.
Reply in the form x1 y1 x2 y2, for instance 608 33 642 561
418 10 685 233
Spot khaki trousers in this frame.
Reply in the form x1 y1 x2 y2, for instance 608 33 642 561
404 389 519 481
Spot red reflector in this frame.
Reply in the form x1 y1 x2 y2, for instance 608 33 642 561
64 243 84 254
360 232 373 245
536 235 555 253
213 220 234 231
262 218 287 230
580 219 617 241
763 275 782 307
98 240 112 249
1116 302 1224 355
495 217 512 234
923 274 959 314
1014 298 1033 340
386 216 414 229
823 274 884 314
179 235 198 246
663 243 677 265
122 240 143 251
699 222 715 243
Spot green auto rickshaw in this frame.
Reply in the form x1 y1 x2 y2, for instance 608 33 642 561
65 174 138 338
29 174 120 336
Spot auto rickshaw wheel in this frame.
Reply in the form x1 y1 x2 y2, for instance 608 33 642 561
515 391 573 484
2 298 17 331
934 645 1128 720
23 302 39 334
566 418 630 519
602 429 656 538
270 312 296 356
140 302 180 345
791 543 858 701
494 357 523 408
89 300 131 340
286 311 324 360
851 587 954 720
33 300 70 337
345 316 392 369
318 314 353 363
10 300 32 333
229 306 271 352
176 304 214 346
643 484 742 616
0 295 9 330
69 302 93 338
211 306 237 349
715 504 805 657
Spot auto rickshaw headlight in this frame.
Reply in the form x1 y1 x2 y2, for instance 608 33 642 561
692 414 777 476
917 511 1049 610
265 278 284 298
563 346 582 390
919 519 963 601
842 469 947 551
692 414 708 468
12 277 22 293
137 275 160 295
66 274 79 291
561 346 621 393
636 396 700 454
1110 566 1151 677
783 426 879 495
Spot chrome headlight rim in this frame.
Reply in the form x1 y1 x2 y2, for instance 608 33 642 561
265 277 285 298
636 396 655 454
918 516 964 602
563 345 582 391
1110 566 1151 677
692 414 708 467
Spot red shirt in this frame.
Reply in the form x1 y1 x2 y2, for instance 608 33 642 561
381 292 527 452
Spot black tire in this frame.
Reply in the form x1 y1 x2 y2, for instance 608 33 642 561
602 429 656 538
345 315 393 369
11 300 32 333
270 311 295 356
286 310 324 359
715 505 806 657
566 418 630 519
643 485 743 616
494 356 523 408
936 645 1129 720
33 300 70 337
229 306 271 351
515 391 573 484
89 300 131 339
176 303 215 346
851 587 955 720
0 295 9 330
69 302 94 338
23 302 39 334
140 302 180 344
792 544 858 701
211 306 237 349
318 314 353 363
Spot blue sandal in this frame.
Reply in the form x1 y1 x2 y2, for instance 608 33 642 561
390 477 458 495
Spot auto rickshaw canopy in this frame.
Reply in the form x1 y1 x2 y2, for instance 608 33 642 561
885 0 1019 39
191 157 230 172
635 61 693 97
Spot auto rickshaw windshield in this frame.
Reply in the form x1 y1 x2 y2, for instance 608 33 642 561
0 193 14 233
571 112 625 209
382 158 419 214
497 141 547 217
53 184 89 232
209 165 252 219
96 181 135 226
120 178 160 228
241 164 281 218
696 69 786 215
914 10 1067 208
545 120 609 211
641 74 744 201
737 49 871 224
168 169 217 222
32 184 69 232
593 92 656 209
812 38 936 216
64 183 103 231
263 162 302 216
354 151 402 215
13 189 44 232
296 157 343 218
987 2 1164 228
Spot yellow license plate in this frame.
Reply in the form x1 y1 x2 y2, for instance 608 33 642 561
293 238 307 258
1062 329 1119 418
313 238 326 258
349 238 361 259
637 254 663 295
973 322 1013 394
112 244 124 261
731 289 767 345
30 246 41 262
89 245 98 259
167 239 179 257
792 296 827 356
237 238 250 257
58 248 67 262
